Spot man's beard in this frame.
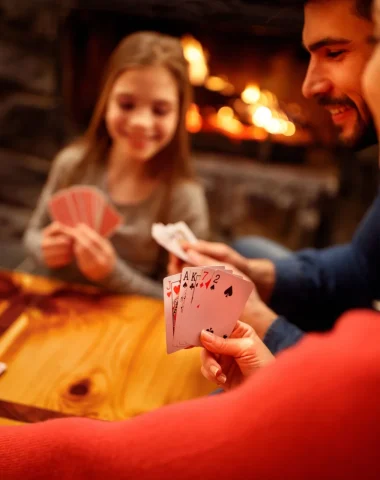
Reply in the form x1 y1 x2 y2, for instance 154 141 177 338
317 95 377 151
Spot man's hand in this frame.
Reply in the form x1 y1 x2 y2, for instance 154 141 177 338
41 222 74 269
200 320 275 391
186 240 248 272
240 286 278 339
71 224 116 282
168 240 277 302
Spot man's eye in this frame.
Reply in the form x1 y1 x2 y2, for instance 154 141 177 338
326 50 346 59
367 35 380 45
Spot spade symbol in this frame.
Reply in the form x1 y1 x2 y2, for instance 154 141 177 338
224 286 233 297
210 285 215 290
183 282 188 288
223 335 227 339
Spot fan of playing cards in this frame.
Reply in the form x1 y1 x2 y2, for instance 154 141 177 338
48 186 123 238
164 266 254 354
152 221 198 262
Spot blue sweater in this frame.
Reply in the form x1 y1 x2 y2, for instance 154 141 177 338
264 189 380 354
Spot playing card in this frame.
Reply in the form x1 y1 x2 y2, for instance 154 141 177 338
79 187 97 229
49 185 123 238
174 269 254 347
152 222 198 262
98 202 124 237
163 273 182 354
172 266 203 349
48 191 76 227
70 186 90 225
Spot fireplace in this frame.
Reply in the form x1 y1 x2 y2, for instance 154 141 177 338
61 3 335 162
0 0 374 267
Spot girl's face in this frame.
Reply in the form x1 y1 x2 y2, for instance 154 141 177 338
105 65 179 163
362 0 380 150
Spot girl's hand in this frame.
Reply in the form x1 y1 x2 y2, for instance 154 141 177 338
71 224 116 281
200 321 275 391
41 222 74 269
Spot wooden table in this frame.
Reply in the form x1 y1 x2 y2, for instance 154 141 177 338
0 270 214 424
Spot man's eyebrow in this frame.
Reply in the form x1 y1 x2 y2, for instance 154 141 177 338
303 37 352 52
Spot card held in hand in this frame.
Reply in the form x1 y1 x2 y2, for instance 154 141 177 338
163 267 253 354
152 221 197 262
48 186 123 238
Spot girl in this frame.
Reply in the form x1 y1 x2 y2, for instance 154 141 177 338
23 31 209 297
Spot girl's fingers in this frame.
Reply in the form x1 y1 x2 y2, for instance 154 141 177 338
42 236 72 249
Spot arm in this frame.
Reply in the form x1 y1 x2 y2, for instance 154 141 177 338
93 180 209 297
1 310 379 480
268 193 380 332
96 257 163 298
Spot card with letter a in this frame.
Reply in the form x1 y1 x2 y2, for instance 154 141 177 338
163 266 253 353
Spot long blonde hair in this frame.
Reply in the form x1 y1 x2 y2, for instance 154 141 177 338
62 31 194 188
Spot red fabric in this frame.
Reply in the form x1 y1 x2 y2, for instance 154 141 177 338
0 309 379 479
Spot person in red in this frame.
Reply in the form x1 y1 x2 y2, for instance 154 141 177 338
0 310 379 479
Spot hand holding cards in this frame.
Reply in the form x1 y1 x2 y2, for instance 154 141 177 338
164 266 254 354
48 186 123 238
152 221 197 262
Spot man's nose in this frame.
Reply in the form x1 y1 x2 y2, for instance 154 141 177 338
302 63 332 99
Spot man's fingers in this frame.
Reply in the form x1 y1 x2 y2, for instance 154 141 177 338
184 240 229 259
167 253 184 275
186 249 220 267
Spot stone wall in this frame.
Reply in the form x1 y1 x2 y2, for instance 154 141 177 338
0 0 70 257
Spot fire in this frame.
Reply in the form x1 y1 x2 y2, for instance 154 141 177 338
182 36 298 139
181 35 208 86
186 103 202 133
241 84 261 104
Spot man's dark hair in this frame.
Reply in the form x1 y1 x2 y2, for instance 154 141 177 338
301 0 372 20
354 0 372 19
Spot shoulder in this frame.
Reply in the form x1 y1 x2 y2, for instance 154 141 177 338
171 179 206 200
51 141 87 173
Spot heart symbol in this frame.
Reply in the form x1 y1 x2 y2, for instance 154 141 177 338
197 305 200 308
167 292 172 297
200 283 204 287
174 285 180 295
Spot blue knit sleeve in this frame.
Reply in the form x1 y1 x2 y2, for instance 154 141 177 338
264 316 305 354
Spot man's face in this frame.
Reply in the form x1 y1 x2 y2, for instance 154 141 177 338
302 0 376 149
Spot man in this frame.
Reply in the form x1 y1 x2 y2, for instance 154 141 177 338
169 0 379 354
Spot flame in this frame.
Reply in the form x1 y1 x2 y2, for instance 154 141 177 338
283 122 296 136
186 103 202 133
252 106 272 128
205 76 227 92
181 35 209 86
241 84 261 104
207 107 244 138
